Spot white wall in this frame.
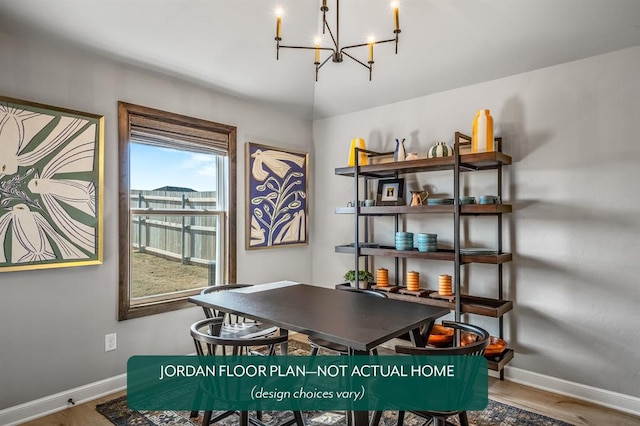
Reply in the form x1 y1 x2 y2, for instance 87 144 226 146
0 32 313 409
311 46 640 398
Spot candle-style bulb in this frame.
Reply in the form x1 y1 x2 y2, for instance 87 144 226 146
275 8 283 39
391 1 400 31
314 36 321 64
368 36 375 63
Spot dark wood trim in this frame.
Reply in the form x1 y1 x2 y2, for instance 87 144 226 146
117 102 132 320
117 101 237 320
227 127 237 284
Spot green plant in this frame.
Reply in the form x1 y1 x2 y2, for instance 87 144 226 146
344 269 373 282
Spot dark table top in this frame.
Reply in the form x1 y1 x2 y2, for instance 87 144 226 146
189 283 449 352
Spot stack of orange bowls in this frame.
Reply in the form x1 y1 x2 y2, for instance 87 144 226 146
376 268 389 287
407 271 420 291
438 274 453 296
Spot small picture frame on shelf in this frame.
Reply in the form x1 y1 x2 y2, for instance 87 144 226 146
377 178 405 206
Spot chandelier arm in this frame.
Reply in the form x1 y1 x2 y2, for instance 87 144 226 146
336 0 340 48
321 6 328 35
315 54 334 82
340 38 396 52
341 50 372 71
279 45 335 52
323 14 339 50
317 54 334 70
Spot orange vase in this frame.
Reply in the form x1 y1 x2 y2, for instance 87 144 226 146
472 109 494 153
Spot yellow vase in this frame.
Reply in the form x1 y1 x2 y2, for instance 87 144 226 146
348 138 368 166
472 109 494 153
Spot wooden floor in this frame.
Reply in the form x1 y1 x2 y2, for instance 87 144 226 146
20 381 640 426
19 334 640 426
20 378 640 426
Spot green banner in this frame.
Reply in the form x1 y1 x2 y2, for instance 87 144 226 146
128 355 487 411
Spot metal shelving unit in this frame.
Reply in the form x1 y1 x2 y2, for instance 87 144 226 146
335 132 514 376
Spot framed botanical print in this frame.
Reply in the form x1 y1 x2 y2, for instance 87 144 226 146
245 142 308 250
0 96 104 272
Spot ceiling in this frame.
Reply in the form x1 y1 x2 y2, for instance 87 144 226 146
1 0 640 119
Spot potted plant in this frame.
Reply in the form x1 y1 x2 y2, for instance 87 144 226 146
344 270 374 289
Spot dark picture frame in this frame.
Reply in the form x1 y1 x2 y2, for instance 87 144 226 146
376 178 405 206
245 142 309 250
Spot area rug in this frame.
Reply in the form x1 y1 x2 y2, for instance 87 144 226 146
97 396 572 426
99 340 572 425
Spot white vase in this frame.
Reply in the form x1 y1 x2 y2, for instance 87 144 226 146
394 138 406 161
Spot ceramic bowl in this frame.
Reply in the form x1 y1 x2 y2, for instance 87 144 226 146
427 324 454 346
484 336 508 358
460 332 479 346
416 233 437 239
478 195 500 205
460 197 476 204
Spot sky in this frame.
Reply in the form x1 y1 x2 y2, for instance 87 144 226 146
130 143 217 192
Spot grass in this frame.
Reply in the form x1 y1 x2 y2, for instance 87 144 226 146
131 251 210 298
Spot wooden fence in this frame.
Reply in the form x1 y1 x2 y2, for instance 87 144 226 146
131 190 218 277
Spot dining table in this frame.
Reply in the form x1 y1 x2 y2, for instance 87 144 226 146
188 281 450 426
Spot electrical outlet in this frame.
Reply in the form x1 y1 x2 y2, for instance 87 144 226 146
105 333 117 352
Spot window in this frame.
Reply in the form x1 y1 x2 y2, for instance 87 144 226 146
117 102 236 320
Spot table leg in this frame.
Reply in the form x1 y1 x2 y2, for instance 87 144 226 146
352 410 368 426
279 328 289 354
351 349 369 426
410 322 431 347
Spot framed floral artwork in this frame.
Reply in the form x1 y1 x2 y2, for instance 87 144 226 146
0 96 104 272
245 142 308 249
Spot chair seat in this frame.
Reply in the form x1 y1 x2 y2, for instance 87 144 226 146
190 317 304 426
220 323 279 340
308 337 350 354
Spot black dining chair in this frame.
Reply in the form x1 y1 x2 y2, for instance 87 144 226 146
200 284 279 340
189 317 305 426
384 321 490 426
307 288 388 356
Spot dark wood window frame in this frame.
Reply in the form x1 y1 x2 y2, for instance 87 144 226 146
117 101 237 320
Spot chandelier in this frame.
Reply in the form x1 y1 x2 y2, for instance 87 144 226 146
274 0 401 81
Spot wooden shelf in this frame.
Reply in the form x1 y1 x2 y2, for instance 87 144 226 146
335 204 512 215
384 289 513 318
335 283 513 318
335 151 512 178
335 245 512 264
487 348 514 371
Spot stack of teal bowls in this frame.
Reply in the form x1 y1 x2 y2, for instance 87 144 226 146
478 195 500 204
395 232 414 250
460 196 476 205
427 198 454 205
416 233 438 252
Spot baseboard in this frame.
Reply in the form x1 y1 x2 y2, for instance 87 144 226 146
490 366 640 417
0 374 126 426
